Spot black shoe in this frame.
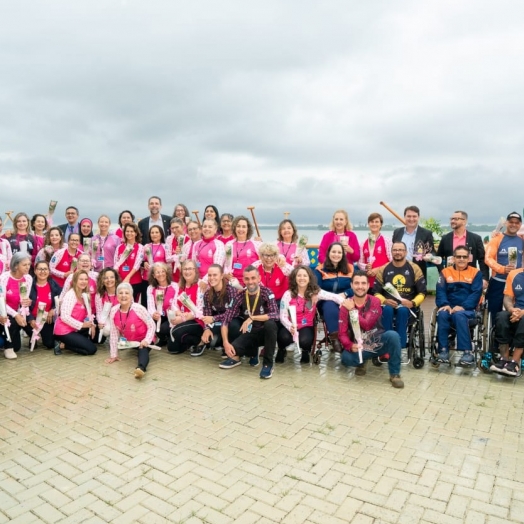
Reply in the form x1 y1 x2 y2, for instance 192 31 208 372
53 343 62 355
300 351 310 364
275 348 286 363
190 344 206 357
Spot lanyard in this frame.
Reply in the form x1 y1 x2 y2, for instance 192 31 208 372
118 309 130 334
235 241 249 262
150 243 162 260
263 267 274 288
245 288 260 318
279 241 294 260
105 293 118 306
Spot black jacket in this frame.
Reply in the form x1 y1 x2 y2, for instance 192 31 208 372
28 278 62 322
137 215 171 245
437 230 489 281
392 226 436 279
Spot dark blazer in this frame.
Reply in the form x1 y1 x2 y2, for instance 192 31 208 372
137 214 171 245
437 230 489 281
58 222 79 241
392 226 436 279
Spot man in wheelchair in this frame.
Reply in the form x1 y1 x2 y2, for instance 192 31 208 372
435 245 483 365
490 266 524 376
373 242 427 363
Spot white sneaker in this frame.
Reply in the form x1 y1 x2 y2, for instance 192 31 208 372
400 348 409 365
4 348 17 359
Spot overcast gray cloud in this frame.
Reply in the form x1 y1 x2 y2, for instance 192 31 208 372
1 0 523 228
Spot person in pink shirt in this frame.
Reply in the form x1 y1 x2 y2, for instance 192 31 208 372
2 212 36 257
224 216 262 287
357 212 392 288
165 218 188 277
49 233 83 288
0 217 13 273
115 210 135 240
60 254 98 311
90 215 121 272
140 225 168 307
147 262 179 346
318 209 360 265
217 214 234 244
279 266 344 364
181 221 202 263
114 223 144 302
275 219 310 267
105 282 156 379
192 219 226 279
28 260 61 351
168 259 205 354
53 270 97 356
0 252 33 359
35 227 66 265
30 214 48 266
172 204 191 233
95 268 121 342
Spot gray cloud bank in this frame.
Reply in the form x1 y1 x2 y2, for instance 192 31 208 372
1 0 523 226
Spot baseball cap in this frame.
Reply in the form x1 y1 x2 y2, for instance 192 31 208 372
507 212 522 222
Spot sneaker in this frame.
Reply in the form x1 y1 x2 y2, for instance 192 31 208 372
400 348 409 365
219 358 241 369
275 348 286 363
134 368 145 379
490 359 506 373
459 352 474 366
437 350 450 363
249 354 259 367
390 375 404 389
190 344 206 357
221 349 228 359
4 348 17 359
355 362 367 376
286 342 298 352
260 365 273 379
502 360 519 377
300 351 310 364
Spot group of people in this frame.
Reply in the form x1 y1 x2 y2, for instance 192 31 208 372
1 196 523 385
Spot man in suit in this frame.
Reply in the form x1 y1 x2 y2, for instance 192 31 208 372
137 196 171 245
437 210 489 286
392 205 436 279
58 206 80 242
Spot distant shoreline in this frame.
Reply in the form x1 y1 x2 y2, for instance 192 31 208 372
257 224 496 232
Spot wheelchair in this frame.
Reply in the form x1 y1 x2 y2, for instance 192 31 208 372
478 309 523 377
428 301 486 370
372 306 425 369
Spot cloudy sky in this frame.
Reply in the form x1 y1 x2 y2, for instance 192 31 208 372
1 0 522 227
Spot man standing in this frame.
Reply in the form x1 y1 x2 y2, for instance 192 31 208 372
437 210 489 286
219 265 279 379
490 266 524 376
338 271 404 388
137 196 171 244
58 206 80 242
435 245 483 365
485 212 524 324
392 205 436 279
373 242 427 363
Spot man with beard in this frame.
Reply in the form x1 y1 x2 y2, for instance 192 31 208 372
219 266 279 379
437 210 489 286
338 271 404 388
373 242 427 363
137 196 171 244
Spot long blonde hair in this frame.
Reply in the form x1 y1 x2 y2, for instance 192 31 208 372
329 209 352 231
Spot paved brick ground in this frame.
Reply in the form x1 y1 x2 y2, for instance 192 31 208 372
1 296 523 523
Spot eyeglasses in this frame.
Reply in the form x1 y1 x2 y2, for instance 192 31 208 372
450 217 465 221
454 255 469 259
187 228 199 232
261 254 276 258
392 249 406 253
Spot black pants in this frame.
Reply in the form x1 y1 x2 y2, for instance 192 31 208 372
137 347 151 371
232 320 277 367
278 325 315 354
27 322 56 349
210 318 242 346
4 316 32 351
168 320 203 353
55 329 97 355
139 280 149 308
495 311 524 348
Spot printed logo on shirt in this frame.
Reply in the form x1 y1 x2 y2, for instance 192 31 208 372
377 247 382 254
51 256 56 262
499 248 507 254
392 275 406 287
247 249 252 256
275 279 280 286
516 284 523 290
260 306 265 314
130 323 136 331
446 276 454 282
208 249 213 256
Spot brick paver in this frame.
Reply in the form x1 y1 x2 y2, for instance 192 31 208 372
1 296 523 523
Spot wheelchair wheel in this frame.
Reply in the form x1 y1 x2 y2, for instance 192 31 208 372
372 356 383 367
313 349 322 365
413 357 424 369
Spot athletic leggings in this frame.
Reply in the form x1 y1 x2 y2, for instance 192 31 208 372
54 328 97 355
168 320 203 353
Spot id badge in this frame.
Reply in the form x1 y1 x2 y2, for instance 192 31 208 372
233 262 242 270
247 323 252 333
98 256 105 261
119 336 127 343
123 265 130 271
196 262 201 268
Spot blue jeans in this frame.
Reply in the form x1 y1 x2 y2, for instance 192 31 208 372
318 300 340 334
437 309 475 352
341 330 401 375
381 305 411 348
